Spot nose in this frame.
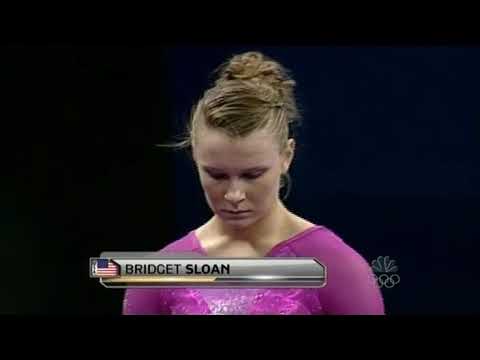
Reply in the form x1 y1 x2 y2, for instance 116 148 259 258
224 187 246 205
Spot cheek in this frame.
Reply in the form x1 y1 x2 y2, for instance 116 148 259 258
203 183 224 200
249 173 281 203
199 176 226 203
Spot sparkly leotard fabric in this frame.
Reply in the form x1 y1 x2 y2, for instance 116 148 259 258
122 225 385 315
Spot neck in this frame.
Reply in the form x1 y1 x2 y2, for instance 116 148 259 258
211 199 290 245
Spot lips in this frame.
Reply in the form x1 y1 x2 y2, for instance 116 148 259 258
222 210 250 214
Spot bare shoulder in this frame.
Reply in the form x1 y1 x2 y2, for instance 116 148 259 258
288 212 317 233
194 222 209 239
193 219 224 253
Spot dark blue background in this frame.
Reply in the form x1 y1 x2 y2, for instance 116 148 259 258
3 45 478 314
166 47 479 314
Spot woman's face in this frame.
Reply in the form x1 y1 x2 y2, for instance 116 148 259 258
193 127 294 229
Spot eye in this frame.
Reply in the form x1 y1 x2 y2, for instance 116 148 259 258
207 172 228 180
242 171 264 180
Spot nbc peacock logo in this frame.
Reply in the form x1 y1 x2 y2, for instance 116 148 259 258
371 256 400 289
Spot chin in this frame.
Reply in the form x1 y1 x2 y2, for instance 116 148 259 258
222 219 254 229
217 212 261 230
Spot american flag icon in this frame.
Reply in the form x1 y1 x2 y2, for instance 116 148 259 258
92 259 119 278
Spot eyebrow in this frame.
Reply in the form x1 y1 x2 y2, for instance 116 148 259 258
202 166 268 172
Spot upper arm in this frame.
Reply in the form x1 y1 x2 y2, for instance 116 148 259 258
322 257 384 315
315 242 385 315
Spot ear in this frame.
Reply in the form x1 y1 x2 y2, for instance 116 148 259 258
282 138 296 173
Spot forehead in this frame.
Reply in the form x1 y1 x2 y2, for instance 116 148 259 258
194 127 279 169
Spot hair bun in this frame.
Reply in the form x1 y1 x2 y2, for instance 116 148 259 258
216 51 295 90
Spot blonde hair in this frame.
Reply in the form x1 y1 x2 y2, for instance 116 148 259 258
164 51 301 153
161 51 301 198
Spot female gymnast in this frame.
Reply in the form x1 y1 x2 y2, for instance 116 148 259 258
122 51 385 315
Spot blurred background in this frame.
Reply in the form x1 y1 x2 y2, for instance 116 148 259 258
3 44 479 314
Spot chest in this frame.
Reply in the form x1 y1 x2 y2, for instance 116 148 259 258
199 236 281 258
205 244 263 257
166 288 324 315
